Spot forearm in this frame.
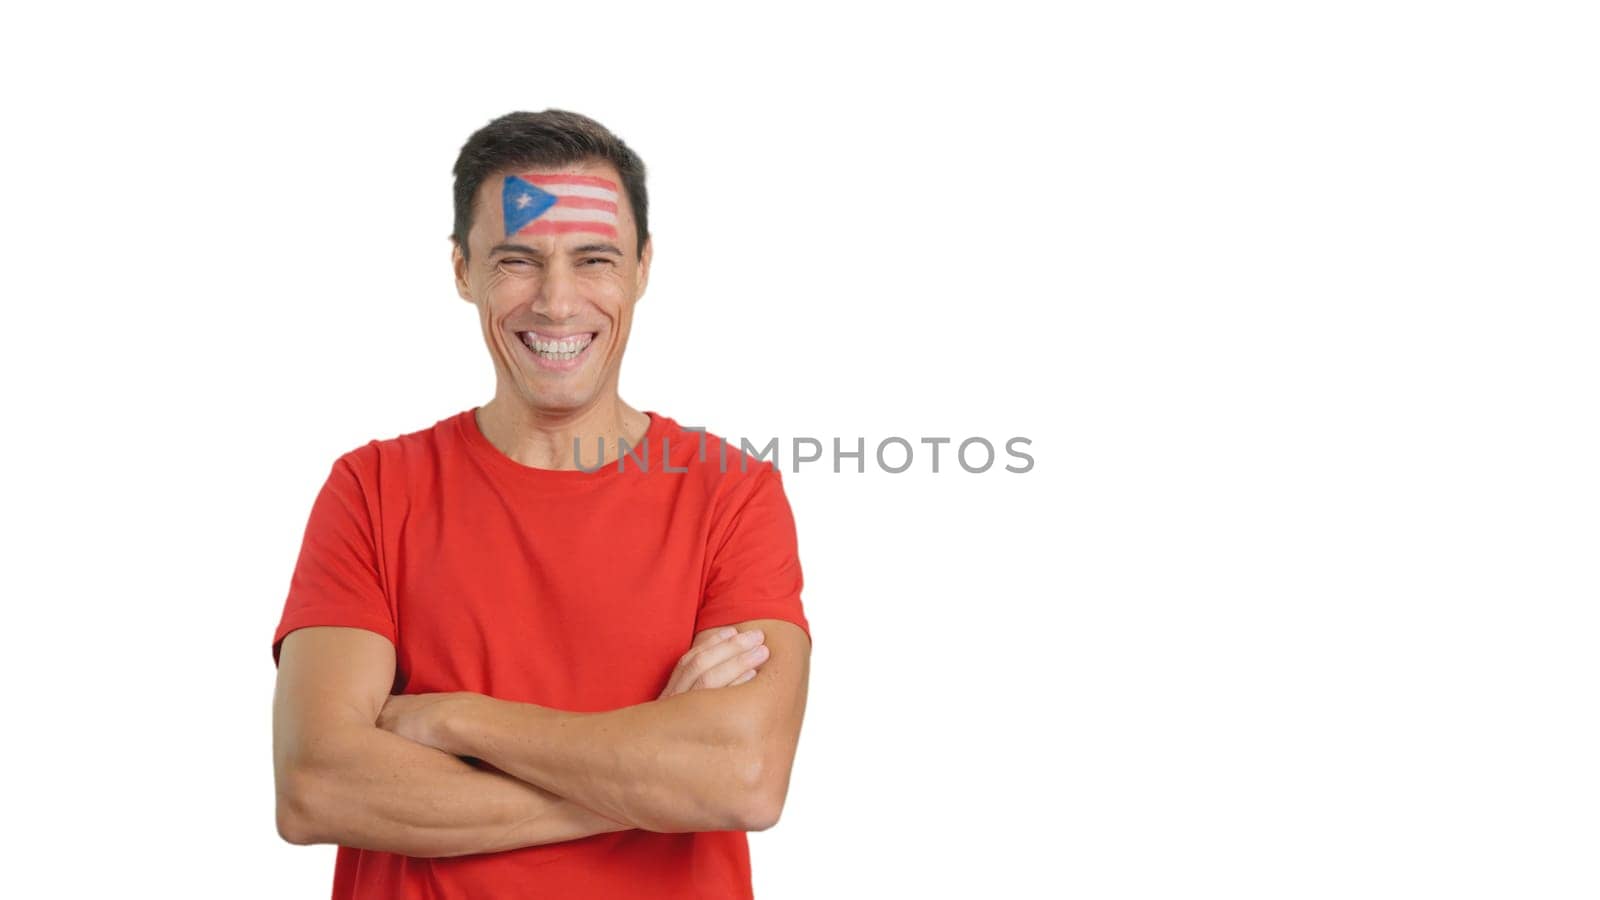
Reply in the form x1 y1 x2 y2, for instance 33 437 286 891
277 723 631 857
439 690 769 834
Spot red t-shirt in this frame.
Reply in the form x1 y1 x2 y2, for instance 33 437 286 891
272 408 810 900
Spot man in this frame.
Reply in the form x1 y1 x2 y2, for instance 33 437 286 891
271 109 812 899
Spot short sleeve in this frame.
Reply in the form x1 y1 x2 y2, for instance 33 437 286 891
271 450 397 666
697 464 811 644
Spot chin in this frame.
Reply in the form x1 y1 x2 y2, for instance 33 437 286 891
510 380 589 410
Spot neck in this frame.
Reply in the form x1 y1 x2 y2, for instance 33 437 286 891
476 391 650 471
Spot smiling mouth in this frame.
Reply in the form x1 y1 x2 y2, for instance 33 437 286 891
517 330 596 363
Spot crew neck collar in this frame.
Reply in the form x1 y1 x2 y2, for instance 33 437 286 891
454 406 667 491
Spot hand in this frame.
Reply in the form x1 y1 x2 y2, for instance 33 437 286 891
376 691 475 753
657 626 770 700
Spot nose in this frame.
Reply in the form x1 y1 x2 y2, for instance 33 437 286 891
533 257 583 321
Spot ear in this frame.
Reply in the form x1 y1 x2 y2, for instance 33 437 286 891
451 240 473 303
634 235 653 303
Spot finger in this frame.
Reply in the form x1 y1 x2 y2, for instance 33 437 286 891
731 667 758 686
691 625 740 649
694 640 770 690
663 628 738 697
681 628 764 681
662 628 745 697
664 629 765 697
684 629 764 687
668 630 765 696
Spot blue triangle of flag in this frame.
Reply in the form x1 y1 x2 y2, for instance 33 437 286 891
502 176 559 235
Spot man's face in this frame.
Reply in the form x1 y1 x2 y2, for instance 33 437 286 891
453 158 652 415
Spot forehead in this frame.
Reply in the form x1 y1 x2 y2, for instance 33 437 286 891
477 160 632 251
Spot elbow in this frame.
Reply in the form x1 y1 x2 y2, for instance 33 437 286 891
736 794 783 833
275 768 327 846
727 746 790 833
276 797 317 846
277 810 317 847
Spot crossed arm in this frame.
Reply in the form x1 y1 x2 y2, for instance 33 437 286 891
273 619 810 858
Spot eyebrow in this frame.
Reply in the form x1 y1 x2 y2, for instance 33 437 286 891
488 241 624 257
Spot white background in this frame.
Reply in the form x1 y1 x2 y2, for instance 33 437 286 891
2 2 1596 897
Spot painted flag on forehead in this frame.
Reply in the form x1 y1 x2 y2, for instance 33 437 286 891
502 173 620 239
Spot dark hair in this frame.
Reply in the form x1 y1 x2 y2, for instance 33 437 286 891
451 109 649 260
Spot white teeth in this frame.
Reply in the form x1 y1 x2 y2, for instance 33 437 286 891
520 332 593 360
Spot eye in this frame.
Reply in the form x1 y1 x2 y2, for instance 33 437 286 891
499 258 536 270
582 257 614 266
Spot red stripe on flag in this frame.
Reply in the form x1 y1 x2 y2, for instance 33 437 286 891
518 220 620 238
521 173 620 190
553 196 618 212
